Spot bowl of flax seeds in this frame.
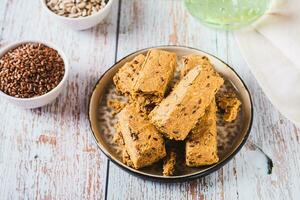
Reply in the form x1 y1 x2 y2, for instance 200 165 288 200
0 41 69 108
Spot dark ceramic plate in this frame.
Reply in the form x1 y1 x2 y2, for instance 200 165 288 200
88 46 253 182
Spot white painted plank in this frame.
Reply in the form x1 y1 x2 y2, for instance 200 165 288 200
107 0 300 200
0 0 120 199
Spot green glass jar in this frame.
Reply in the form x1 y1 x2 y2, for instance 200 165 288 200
184 0 271 30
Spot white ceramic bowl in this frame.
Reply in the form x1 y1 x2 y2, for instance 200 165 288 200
0 41 69 109
40 0 115 30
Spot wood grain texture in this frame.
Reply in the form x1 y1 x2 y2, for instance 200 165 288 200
0 0 119 199
1 0 300 200
107 0 300 200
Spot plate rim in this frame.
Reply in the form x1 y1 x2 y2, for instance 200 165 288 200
88 45 254 182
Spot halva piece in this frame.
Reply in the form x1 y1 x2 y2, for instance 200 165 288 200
181 55 213 78
133 49 176 106
113 54 145 95
186 99 219 167
149 65 224 140
113 126 134 167
122 149 135 168
117 103 166 169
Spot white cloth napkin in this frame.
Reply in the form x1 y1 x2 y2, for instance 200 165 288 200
235 0 300 127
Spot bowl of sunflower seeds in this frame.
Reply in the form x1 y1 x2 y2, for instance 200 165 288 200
41 0 115 30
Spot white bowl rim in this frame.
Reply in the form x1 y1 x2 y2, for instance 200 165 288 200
0 40 69 102
40 0 115 21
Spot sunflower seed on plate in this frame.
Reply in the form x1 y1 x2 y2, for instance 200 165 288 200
70 6 77 14
77 2 86 9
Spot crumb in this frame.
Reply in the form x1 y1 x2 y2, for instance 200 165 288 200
163 150 176 176
217 92 241 122
107 99 126 113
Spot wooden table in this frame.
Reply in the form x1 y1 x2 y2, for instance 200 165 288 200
1 0 299 199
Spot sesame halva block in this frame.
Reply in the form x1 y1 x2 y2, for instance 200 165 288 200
122 149 135 168
113 54 145 95
186 99 219 167
133 49 176 106
117 103 166 169
149 65 224 140
180 54 213 78
113 126 134 168
113 125 124 147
